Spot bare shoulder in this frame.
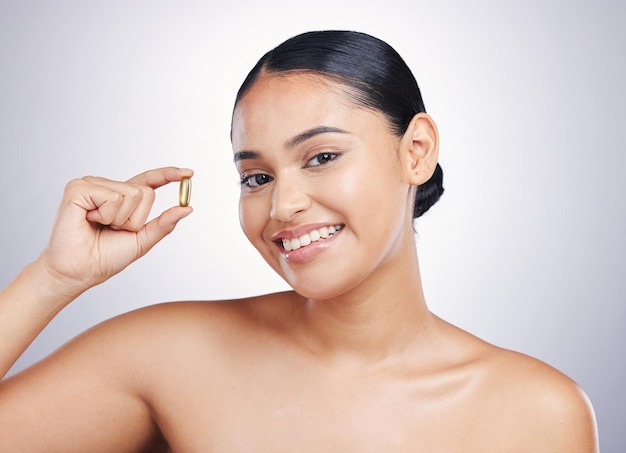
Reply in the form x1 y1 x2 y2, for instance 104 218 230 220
82 290 300 360
465 335 599 452
110 290 300 337
0 292 294 451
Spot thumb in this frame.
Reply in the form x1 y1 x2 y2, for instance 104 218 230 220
136 206 193 257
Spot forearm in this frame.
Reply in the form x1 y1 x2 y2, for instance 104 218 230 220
0 261 80 378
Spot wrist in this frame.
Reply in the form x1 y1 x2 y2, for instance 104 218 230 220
23 260 88 312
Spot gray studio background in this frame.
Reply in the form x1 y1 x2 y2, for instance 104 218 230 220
1 0 624 450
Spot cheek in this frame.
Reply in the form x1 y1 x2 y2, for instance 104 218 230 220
333 159 399 219
343 160 408 236
238 196 266 246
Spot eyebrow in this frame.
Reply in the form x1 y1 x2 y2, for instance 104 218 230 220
233 125 349 163
285 125 349 149
233 150 260 162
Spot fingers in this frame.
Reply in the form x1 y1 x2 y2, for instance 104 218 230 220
66 167 194 231
127 167 194 190
41 168 195 292
136 205 193 257
81 177 155 230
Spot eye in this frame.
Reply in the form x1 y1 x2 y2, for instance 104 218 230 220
240 173 274 188
306 152 338 167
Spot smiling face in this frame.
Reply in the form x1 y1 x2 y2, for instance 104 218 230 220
231 73 419 300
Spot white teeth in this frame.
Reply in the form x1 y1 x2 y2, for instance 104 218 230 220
281 225 342 251
299 234 312 247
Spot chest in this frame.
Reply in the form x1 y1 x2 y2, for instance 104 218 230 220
150 364 502 453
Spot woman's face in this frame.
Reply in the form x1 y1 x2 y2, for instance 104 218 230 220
231 73 416 300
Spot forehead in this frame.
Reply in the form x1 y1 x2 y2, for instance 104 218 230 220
231 73 376 150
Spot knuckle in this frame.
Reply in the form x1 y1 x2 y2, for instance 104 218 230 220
143 187 156 203
64 178 85 192
80 175 99 184
109 191 123 205
126 185 144 202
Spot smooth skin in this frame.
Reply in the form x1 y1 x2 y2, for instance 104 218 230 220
0 73 598 452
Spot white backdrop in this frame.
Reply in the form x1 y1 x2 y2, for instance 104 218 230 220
1 0 624 450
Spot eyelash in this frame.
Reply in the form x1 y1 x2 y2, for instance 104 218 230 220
240 173 274 188
239 151 340 189
305 151 338 167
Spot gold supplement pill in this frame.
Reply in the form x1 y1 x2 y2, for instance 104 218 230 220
179 177 192 207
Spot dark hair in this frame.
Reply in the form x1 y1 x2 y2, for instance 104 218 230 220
234 30 443 218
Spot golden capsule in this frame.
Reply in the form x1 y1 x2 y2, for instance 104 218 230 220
179 177 192 207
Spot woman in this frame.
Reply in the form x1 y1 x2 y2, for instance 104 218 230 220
0 30 597 452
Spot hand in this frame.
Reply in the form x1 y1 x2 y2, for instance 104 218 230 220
37 167 194 299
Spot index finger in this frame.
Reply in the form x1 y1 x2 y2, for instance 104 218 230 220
127 167 194 189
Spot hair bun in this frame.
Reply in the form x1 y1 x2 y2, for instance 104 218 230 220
413 163 444 218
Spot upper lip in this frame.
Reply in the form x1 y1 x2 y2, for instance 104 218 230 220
271 222 343 241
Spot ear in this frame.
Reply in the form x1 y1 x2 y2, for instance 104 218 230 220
399 113 439 185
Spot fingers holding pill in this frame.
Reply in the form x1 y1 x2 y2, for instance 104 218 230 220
41 168 195 292
126 166 194 213
78 167 193 231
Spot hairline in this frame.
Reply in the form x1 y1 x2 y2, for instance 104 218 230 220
232 67 402 140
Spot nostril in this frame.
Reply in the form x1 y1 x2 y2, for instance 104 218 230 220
270 184 312 222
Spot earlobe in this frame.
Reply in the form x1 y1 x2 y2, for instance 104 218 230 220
400 113 439 185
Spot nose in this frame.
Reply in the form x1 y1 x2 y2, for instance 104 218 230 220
270 177 311 222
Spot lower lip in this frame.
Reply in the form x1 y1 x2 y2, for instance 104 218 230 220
280 230 342 265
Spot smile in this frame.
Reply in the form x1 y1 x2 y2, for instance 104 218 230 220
281 224 343 251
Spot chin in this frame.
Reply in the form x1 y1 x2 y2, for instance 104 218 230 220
283 273 364 302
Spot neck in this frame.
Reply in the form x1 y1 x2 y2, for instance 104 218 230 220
299 241 436 365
